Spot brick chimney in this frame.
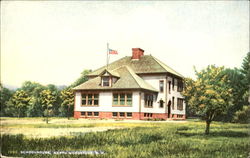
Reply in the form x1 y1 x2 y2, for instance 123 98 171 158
131 48 144 59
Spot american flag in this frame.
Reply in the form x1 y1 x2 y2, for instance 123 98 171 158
109 49 118 55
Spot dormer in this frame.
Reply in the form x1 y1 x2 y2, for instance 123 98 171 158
99 69 120 87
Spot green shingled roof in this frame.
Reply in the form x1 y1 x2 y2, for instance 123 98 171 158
88 55 183 77
151 56 184 78
99 69 120 78
73 66 158 92
74 55 184 91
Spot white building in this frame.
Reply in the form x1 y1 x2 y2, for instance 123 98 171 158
73 48 186 120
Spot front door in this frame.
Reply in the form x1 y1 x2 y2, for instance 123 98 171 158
167 101 171 118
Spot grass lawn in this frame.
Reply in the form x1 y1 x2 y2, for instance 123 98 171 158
1 117 249 158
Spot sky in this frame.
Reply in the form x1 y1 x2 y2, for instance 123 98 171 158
1 1 249 88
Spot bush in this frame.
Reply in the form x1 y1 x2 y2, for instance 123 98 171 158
232 105 250 123
143 118 165 121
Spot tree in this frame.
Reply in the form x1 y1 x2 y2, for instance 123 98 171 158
182 65 233 134
241 52 250 105
241 52 250 86
47 84 62 116
19 81 46 117
182 78 197 118
215 52 250 122
215 68 247 122
8 90 30 118
40 89 56 123
60 88 74 119
70 69 92 88
19 81 44 94
232 105 250 123
27 96 43 117
0 84 14 116
5 100 16 117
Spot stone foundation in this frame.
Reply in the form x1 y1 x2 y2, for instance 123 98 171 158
74 111 185 120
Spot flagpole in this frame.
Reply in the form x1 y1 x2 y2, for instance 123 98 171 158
107 43 109 69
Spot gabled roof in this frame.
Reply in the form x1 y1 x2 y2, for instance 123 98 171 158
151 56 184 78
99 69 120 78
73 66 158 92
87 55 184 78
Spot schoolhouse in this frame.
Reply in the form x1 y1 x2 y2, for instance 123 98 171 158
73 48 186 120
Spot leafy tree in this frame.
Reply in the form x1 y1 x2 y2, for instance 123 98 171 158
19 81 46 117
40 89 56 123
232 105 250 123
182 65 233 134
215 68 247 122
0 84 14 116
47 84 62 116
19 81 44 95
60 88 74 119
241 52 250 86
183 78 197 118
27 96 43 117
215 53 249 122
5 100 16 117
8 90 30 117
241 52 250 105
70 69 92 88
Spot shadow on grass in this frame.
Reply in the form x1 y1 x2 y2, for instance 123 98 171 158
177 130 249 138
228 124 250 129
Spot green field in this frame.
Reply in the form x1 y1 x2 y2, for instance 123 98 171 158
1 118 250 158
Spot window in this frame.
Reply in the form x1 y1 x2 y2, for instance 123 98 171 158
112 93 133 106
177 80 183 92
159 99 164 108
159 80 164 92
112 112 132 118
81 93 99 106
88 94 92 105
113 94 118 105
172 97 175 110
177 98 184 110
102 76 110 86
82 94 86 105
81 112 86 116
119 112 125 117
87 112 93 116
127 94 132 106
120 94 125 105
81 112 99 117
144 113 152 118
144 94 153 108
112 112 118 117
127 112 132 118
94 94 99 105
168 81 171 94
94 112 99 117
177 114 183 118
172 78 175 90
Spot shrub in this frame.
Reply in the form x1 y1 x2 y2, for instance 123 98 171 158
143 118 165 121
232 105 250 123
152 118 165 121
